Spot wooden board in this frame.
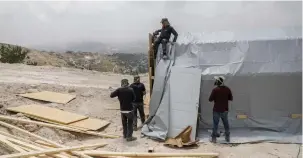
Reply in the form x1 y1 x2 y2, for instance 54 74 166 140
69 118 110 131
291 114 302 119
236 114 248 119
7 105 87 124
18 91 76 104
25 115 90 131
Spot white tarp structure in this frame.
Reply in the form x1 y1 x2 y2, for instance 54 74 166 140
142 27 302 144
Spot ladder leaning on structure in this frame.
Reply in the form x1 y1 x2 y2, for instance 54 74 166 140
148 33 155 96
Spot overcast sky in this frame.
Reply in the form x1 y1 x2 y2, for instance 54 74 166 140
0 1 301 48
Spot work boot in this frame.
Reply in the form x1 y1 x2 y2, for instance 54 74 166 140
225 135 230 142
162 54 168 60
126 137 137 142
211 137 217 143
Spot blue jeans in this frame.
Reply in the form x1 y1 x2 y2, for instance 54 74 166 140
212 111 230 137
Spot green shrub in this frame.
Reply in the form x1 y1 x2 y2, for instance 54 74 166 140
0 44 29 63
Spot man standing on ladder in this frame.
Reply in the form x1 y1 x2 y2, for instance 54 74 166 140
152 18 178 59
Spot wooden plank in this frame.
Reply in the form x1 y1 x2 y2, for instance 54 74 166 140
26 114 90 131
0 131 49 150
148 33 155 95
7 104 88 124
0 121 94 158
82 151 219 158
0 115 119 138
6 138 69 158
0 135 26 152
69 118 110 131
1 143 107 158
18 91 76 104
236 114 248 119
291 114 302 119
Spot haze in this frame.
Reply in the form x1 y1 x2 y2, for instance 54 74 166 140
0 1 301 51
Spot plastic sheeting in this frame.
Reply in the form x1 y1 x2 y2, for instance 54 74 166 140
142 29 302 144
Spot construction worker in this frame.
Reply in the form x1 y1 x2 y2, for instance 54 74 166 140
208 76 233 143
110 79 137 141
130 75 146 131
153 18 178 59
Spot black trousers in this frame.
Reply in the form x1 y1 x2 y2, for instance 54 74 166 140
121 111 134 138
133 102 145 128
153 37 168 57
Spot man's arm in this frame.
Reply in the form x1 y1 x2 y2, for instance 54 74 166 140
209 89 215 102
153 29 161 36
228 88 233 101
110 89 119 98
171 27 178 42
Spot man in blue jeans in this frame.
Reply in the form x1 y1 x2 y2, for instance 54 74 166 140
209 76 233 143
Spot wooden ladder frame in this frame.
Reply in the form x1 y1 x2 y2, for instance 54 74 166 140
148 33 155 96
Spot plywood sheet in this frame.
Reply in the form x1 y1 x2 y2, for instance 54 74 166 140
69 118 110 131
25 114 90 131
19 91 76 104
7 105 87 124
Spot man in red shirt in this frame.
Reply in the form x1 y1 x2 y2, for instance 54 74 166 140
209 76 233 143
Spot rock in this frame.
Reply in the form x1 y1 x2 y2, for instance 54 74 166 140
68 89 76 93
24 124 39 132
0 109 7 115
0 104 3 109
15 113 30 120
27 89 39 93
30 85 38 89
16 113 25 117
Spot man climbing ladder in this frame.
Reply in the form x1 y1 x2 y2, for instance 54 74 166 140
152 18 178 59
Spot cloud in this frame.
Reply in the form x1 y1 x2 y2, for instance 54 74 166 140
0 1 301 48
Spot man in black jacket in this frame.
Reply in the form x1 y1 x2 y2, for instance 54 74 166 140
153 18 178 59
110 79 137 141
130 75 146 131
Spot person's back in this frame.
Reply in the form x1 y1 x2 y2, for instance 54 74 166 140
111 87 135 111
110 79 137 141
208 76 233 143
210 85 233 112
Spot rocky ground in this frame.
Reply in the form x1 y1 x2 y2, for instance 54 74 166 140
0 63 301 158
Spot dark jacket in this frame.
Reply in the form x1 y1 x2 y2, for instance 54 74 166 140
110 87 136 111
130 83 146 103
209 86 233 113
154 25 178 42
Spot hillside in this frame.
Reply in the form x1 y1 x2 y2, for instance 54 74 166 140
0 43 148 74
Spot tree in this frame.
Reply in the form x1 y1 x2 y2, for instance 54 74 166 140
0 44 29 63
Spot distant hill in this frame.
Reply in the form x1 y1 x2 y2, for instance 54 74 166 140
33 41 148 54
0 43 148 74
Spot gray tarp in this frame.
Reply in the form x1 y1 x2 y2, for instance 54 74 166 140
142 28 302 144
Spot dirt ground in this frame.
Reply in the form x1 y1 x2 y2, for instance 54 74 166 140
0 63 301 158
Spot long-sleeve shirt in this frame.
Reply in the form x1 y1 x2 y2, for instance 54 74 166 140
154 25 178 42
110 87 136 111
209 86 233 112
130 82 146 103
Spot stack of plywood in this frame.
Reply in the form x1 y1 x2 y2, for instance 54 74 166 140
12 91 110 131
7 104 110 131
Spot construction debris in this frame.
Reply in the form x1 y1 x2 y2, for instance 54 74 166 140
0 115 119 138
0 121 106 158
7 104 87 124
81 150 219 157
164 126 199 148
18 91 76 104
1 143 107 158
